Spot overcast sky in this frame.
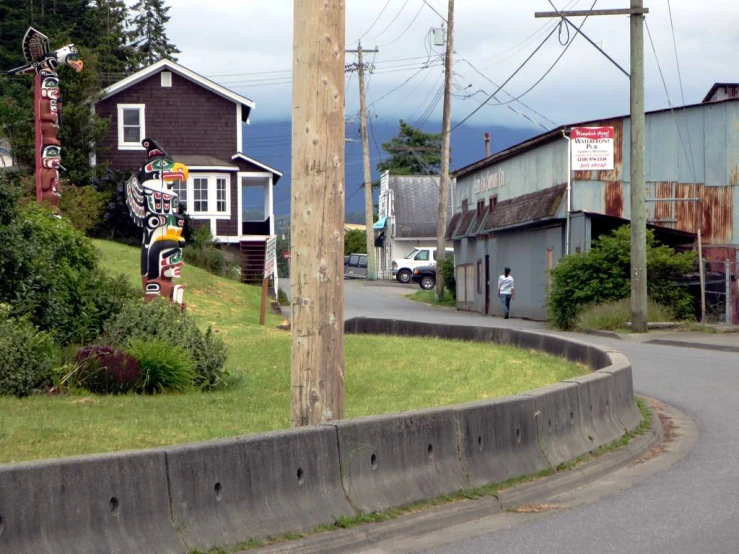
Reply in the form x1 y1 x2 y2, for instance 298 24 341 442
159 0 738 130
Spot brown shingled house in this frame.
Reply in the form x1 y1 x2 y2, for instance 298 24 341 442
93 59 282 284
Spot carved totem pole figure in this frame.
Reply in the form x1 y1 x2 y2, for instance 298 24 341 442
7 27 83 208
125 139 189 305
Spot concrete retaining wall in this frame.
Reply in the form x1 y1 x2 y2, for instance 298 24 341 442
0 318 641 553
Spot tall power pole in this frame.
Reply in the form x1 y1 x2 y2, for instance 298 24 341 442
536 2 649 332
629 0 647 332
290 0 345 426
346 42 379 280
436 0 454 300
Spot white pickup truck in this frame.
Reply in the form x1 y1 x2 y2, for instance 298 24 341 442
392 247 454 284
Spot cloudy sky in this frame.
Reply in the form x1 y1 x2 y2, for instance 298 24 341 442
160 0 738 131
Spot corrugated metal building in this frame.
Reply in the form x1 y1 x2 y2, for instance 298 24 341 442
448 83 739 322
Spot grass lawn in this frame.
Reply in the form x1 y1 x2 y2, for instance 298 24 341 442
0 241 588 464
408 289 457 308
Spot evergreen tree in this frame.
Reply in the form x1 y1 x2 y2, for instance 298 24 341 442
82 0 135 84
377 120 443 176
128 0 180 69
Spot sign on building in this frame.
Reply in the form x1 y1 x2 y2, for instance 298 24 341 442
264 235 277 278
571 127 615 171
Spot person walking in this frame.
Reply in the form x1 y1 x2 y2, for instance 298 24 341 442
497 267 514 319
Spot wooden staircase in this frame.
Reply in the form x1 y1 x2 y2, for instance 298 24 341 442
239 240 266 284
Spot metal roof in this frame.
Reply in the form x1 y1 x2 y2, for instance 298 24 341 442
389 175 452 239
452 94 739 180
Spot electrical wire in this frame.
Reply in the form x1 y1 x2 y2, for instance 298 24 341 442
380 3 425 47
420 0 447 23
645 18 698 184
666 0 698 185
349 0 393 46
366 0 411 42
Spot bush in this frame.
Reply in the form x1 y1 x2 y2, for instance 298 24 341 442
438 256 456 299
74 344 141 394
344 229 367 255
59 184 108 235
182 225 240 280
0 311 57 397
575 298 677 331
0 180 141 345
126 338 195 393
104 298 229 389
548 226 695 330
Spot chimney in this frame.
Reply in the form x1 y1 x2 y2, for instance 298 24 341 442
484 133 490 157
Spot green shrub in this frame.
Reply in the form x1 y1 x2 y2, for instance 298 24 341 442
0 311 57 397
59 184 108 235
548 226 695 330
277 287 289 306
0 183 140 345
182 225 240 280
74 344 142 394
575 298 677 331
104 299 229 389
126 337 195 393
438 256 456 299
344 229 367 255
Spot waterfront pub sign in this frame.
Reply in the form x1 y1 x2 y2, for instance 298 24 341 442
571 126 615 171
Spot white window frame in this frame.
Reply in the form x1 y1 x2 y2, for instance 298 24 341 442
161 71 172 87
184 173 231 218
117 104 146 150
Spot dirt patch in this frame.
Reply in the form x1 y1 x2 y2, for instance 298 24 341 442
511 503 561 514
631 399 679 466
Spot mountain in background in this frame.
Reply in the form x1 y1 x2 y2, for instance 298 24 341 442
243 120 541 217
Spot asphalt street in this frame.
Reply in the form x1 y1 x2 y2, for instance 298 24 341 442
336 280 739 554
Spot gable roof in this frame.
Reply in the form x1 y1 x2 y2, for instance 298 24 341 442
98 59 255 121
389 175 452 239
480 184 566 233
232 153 283 183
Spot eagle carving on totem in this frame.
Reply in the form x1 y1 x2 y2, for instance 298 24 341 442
6 27 83 76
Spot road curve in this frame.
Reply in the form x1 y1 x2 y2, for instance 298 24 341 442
343 280 739 554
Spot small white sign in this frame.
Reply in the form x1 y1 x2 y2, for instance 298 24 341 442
264 236 277 278
571 127 615 171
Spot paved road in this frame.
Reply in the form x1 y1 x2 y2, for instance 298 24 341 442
340 280 739 554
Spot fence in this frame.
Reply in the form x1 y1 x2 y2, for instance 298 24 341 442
703 259 737 325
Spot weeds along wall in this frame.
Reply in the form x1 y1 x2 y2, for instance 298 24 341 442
0 318 642 554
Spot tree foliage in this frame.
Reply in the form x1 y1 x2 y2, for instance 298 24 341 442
129 0 180 69
547 226 696 330
377 120 442 176
344 229 367 255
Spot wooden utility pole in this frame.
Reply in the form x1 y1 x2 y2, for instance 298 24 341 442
290 0 346 426
436 0 454 300
346 42 379 280
536 1 649 332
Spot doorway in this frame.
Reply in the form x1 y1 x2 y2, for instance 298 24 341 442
485 255 491 314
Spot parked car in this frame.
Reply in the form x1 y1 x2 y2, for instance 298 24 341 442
344 253 367 279
392 246 453 284
411 265 436 290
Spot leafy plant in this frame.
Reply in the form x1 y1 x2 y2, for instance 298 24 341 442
74 344 141 394
547 226 696 330
438 256 456 299
0 310 57 397
126 337 194 393
104 298 229 389
182 225 240 280
344 229 367 255
59 184 109 236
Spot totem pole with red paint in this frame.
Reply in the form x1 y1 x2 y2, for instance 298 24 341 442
7 28 84 209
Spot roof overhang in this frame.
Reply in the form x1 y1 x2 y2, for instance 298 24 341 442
98 59 255 121
232 153 283 183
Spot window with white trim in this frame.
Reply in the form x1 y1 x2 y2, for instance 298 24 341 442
117 104 145 149
182 173 231 217
193 178 209 212
172 180 187 211
216 177 227 212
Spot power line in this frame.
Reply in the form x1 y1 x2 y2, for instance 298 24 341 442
380 3 426 47
666 0 697 184
367 0 411 42
420 0 447 23
452 0 597 133
350 0 393 45
644 18 697 184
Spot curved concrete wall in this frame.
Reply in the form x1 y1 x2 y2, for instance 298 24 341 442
0 318 642 553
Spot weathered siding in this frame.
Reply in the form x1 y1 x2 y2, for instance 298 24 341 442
96 71 238 171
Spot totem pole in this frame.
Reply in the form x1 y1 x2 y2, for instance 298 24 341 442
125 139 189 305
7 28 84 209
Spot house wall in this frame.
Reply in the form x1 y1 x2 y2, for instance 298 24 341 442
96 71 238 171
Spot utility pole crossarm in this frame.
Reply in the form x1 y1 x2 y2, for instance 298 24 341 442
535 8 648 17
